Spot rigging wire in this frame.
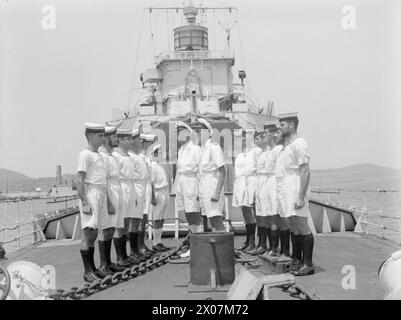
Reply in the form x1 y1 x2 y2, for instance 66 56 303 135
235 8 260 113
127 8 146 116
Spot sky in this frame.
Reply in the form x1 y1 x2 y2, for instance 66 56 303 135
0 0 400 178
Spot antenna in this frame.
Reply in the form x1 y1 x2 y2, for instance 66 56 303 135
218 20 237 55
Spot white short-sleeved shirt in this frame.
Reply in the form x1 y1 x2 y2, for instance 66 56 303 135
276 137 310 177
199 139 225 174
234 153 247 178
140 152 152 180
265 145 284 174
177 140 201 174
113 150 135 181
256 149 269 174
151 161 169 189
77 149 107 185
99 147 120 181
129 151 149 180
244 146 262 176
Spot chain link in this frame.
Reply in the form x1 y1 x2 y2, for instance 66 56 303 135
47 239 185 300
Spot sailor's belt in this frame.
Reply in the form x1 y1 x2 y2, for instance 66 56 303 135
285 168 301 175
84 183 107 190
154 185 169 190
134 178 148 182
256 172 275 176
107 177 120 183
120 179 134 183
179 172 198 177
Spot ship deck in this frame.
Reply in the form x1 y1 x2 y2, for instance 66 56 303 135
3 232 399 300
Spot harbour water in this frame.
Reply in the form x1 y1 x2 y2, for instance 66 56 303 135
1 171 400 254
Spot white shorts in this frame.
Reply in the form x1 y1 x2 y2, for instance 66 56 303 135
133 181 146 219
175 174 200 213
245 175 257 207
232 176 248 207
79 184 113 230
276 174 316 233
199 171 224 218
107 180 124 229
255 174 277 217
143 181 152 215
152 187 170 221
120 181 139 219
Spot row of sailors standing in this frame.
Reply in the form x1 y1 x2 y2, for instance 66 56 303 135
233 113 316 276
174 118 227 257
77 124 170 283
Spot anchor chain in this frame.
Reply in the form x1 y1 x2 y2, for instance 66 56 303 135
280 284 319 300
47 239 187 300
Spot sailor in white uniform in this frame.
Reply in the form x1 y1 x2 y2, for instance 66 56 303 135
77 122 109 282
278 112 316 276
250 129 272 256
198 118 227 232
127 128 149 263
175 121 202 258
98 126 127 274
233 129 257 251
112 129 137 267
149 143 171 252
139 133 157 258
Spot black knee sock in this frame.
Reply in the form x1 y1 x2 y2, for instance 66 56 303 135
138 231 144 251
128 232 139 254
295 235 303 261
248 224 256 246
88 246 96 271
121 235 128 259
257 226 264 247
80 250 93 274
281 230 290 256
260 227 267 248
266 228 272 249
105 239 113 265
244 224 250 245
113 238 125 261
271 230 279 251
303 233 314 266
98 241 108 268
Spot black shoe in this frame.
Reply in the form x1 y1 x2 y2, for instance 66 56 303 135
158 243 171 251
152 245 163 252
116 258 132 268
236 242 249 251
95 265 114 278
139 248 153 259
155 244 169 252
128 253 143 264
292 264 315 276
243 243 256 253
250 246 268 256
83 271 101 283
108 263 127 272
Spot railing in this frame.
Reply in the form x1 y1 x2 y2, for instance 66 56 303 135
154 49 235 64
311 188 401 243
0 195 80 253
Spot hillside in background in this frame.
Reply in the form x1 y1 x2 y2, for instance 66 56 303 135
1 164 400 193
0 168 76 193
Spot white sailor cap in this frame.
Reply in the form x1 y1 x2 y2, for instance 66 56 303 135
84 122 105 134
104 126 117 136
140 133 156 142
278 112 299 122
116 128 132 138
132 128 140 139
176 121 193 134
197 118 213 133
264 122 279 133
234 129 244 137
150 143 162 154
